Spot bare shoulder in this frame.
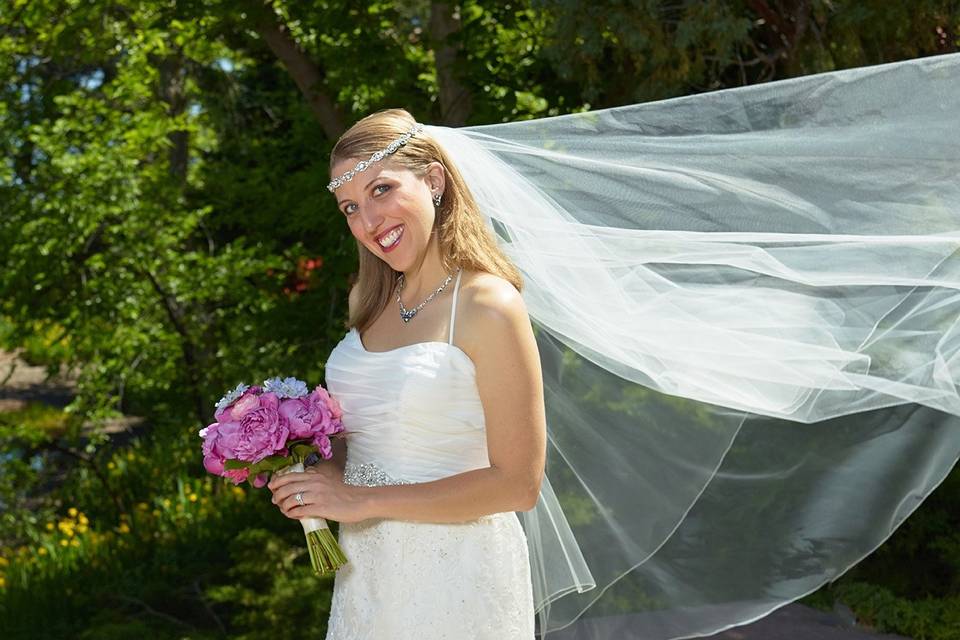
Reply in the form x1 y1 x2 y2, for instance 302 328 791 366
459 270 532 356
462 270 527 324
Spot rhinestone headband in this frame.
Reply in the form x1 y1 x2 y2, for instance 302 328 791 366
327 123 424 192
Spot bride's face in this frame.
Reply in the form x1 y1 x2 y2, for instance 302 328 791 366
331 158 443 271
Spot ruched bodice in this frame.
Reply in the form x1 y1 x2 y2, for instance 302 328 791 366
325 327 490 483
321 269 536 640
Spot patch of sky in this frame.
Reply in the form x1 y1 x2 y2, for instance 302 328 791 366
79 69 105 91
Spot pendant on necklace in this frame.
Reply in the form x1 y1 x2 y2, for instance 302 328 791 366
396 266 460 324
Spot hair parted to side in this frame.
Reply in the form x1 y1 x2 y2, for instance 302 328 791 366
330 108 523 332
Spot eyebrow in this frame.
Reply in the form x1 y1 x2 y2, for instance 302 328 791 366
336 176 384 206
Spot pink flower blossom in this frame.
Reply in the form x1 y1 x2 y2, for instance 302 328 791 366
313 385 343 422
213 385 263 422
202 421 242 475
278 396 324 440
309 389 344 435
223 467 250 485
312 434 333 459
233 392 289 463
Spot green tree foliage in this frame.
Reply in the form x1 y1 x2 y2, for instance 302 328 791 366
1 1 957 637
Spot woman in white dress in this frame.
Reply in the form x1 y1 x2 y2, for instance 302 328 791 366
267 108 543 639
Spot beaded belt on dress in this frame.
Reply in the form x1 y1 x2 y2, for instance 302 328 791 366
343 461 414 487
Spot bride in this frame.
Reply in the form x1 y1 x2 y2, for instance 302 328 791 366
268 109 544 638
268 52 960 640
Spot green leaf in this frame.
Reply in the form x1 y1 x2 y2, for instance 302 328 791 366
224 459 251 471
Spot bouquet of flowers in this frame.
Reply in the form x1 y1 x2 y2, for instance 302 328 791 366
200 376 348 574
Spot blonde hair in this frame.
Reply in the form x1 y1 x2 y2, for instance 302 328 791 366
330 108 522 332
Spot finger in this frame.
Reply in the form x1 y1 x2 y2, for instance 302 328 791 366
267 471 304 491
274 483 312 510
272 482 304 504
280 492 312 517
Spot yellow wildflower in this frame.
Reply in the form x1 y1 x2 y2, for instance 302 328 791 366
45 523 54 531
117 523 130 534
0 576 5 589
70 539 80 547
68 507 78 517
0 557 8 567
59 539 68 547
76 524 88 534
78 514 89 525
188 493 198 502
38 547 47 556
162 498 171 508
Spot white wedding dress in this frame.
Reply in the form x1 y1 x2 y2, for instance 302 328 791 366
323 269 536 639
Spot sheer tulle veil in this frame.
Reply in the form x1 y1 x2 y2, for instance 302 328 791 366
425 52 960 639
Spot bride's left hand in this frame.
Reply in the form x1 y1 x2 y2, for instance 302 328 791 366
268 463 369 524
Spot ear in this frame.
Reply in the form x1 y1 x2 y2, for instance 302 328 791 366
425 161 446 196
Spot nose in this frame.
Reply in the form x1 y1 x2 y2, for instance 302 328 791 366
358 201 385 235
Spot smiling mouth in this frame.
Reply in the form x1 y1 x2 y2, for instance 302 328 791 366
377 225 404 251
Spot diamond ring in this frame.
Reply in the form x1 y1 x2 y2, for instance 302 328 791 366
295 491 304 507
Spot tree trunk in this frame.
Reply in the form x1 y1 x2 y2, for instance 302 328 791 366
429 2 473 126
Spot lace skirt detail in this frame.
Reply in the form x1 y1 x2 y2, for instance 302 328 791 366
325 463 536 640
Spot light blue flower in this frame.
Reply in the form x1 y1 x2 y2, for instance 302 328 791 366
214 382 250 416
263 376 309 399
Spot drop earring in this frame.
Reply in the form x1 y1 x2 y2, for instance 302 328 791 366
433 193 442 207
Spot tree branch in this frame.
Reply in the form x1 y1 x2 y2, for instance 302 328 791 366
245 1 345 139
137 265 207 425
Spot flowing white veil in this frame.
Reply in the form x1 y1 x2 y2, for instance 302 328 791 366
427 52 960 638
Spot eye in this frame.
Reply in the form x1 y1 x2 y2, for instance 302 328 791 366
342 202 358 215
373 183 390 196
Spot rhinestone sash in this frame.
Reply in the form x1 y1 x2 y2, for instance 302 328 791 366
343 461 414 487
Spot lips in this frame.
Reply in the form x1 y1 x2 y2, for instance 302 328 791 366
376 224 404 253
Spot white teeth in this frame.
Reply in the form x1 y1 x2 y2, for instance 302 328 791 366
378 226 403 248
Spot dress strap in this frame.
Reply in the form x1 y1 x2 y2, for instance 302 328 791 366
448 269 463 345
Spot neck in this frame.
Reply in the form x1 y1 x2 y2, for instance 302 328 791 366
400 233 453 303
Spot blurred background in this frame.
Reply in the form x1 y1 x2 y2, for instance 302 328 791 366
1 1 957 638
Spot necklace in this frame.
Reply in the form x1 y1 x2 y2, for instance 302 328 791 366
396 267 461 323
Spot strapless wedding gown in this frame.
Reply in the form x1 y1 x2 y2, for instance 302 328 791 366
323 270 536 640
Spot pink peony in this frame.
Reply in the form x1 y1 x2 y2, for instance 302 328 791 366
278 396 325 440
308 388 344 436
232 392 290 463
312 433 333 459
313 385 343 422
202 421 242 475
216 386 261 422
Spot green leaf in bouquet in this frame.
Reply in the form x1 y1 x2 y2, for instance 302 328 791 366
290 442 318 460
224 459 252 470
247 454 293 476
